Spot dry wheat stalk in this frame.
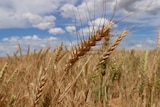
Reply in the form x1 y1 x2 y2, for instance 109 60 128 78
37 49 43 58
66 21 113 69
96 30 128 69
61 21 114 81
58 56 92 102
34 58 51 107
53 42 63 64
0 62 8 82
34 74 47 107
6 69 19 85
18 43 22 57
42 47 50 56
102 34 110 50
157 31 160 48
27 45 30 56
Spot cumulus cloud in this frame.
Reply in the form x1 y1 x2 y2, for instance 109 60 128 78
117 0 160 14
23 12 56 30
78 18 113 36
65 26 76 33
60 0 160 28
60 0 113 21
49 28 65 35
0 0 66 28
88 18 109 28
60 4 77 18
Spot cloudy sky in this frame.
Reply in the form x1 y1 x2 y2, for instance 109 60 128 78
0 0 159 56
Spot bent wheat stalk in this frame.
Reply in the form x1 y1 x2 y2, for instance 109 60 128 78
34 75 47 107
34 58 51 107
0 62 8 82
61 21 114 82
58 56 92 102
96 30 128 70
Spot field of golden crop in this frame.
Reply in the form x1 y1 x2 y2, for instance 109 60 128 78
0 22 160 107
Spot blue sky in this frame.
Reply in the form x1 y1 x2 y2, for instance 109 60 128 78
0 0 160 56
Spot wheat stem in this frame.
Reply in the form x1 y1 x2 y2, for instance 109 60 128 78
0 62 8 82
61 21 114 82
97 30 128 68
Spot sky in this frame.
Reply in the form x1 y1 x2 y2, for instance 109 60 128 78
0 0 160 56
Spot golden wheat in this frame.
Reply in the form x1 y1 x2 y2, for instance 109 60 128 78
6 68 19 85
34 67 48 107
97 30 128 68
0 62 8 82
157 31 160 48
60 21 114 83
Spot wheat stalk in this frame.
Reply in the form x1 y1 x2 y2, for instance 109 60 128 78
157 31 160 48
18 43 22 57
53 42 63 64
61 21 114 82
34 57 51 107
27 45 30 56
34 74 47 107
6 69 19 85
96 30 128 70
0 62 8 82
58 56 92 102
102 34 110 50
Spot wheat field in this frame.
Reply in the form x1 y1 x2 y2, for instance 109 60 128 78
0 1 160 107
0 26 160 107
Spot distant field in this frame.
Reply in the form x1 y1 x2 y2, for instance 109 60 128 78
0 33 160 107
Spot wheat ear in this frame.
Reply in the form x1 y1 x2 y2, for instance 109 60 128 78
27 45 30 56
96 30 128 68
34 58 51 107
0 62 8 82
102 34 110 50
18 43 22 57
6 69 19 85
157 31 160 48
34 74 47 107
63 21 114 73
53 42 63 64
58 21 113 86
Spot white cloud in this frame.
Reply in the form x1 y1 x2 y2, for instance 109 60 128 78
78 18 113 36
60 0 160 28
23 12 56 30
47 37 58 41
60 0 114 21
2 38 9 42
117 0 159 14
0 0 159 29
32 35 40 41
0 8 27 28
60 4 77 18
0 0 65 28
22 35 40 41
65 26 76 33
88 18 109 28
49 28 65 35
22 36 32 40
